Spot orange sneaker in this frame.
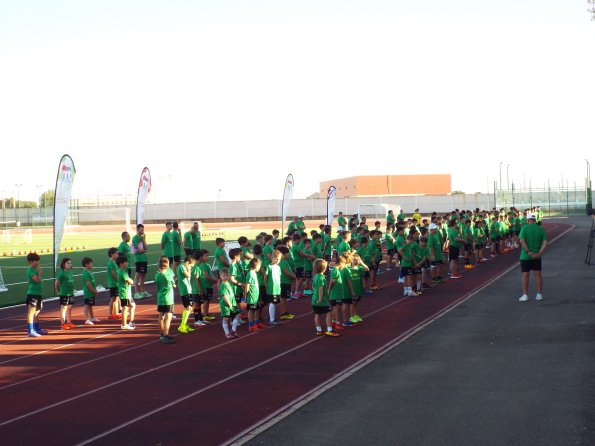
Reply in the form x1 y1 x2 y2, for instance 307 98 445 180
333 323 345 331
61 324 72 330
67 322 76 328
325 331 340 337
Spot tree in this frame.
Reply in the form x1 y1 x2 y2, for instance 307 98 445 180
39 190 54 208
451 191 466 195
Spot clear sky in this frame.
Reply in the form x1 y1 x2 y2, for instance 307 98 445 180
1 0 593 204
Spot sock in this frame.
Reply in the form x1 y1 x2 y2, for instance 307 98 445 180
316 326 322 333
193 310 200 322
232 316 239 332
399 269 405 279
33 322 41 332
269 303 276 321
327 326 333 332
464 258 470 265
416 280 421 289
222 319 230 335
27 323 34 334
249 321 254 327
181 309 190 327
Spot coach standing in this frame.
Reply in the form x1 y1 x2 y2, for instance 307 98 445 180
518 213 548 302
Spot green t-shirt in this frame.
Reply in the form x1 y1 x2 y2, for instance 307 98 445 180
177 263 192 296
192 231 201 250
400 243 414 267
131 234 148 262
199 262 213 289
27 267 42 296
463 226 473 244
118 241 131 263
311 273 329 307
214 246 229 270
57 270 74 296
337 216 347 228
246 270 259 305
303 247 313 272
356 244 373 265
519 223 548 261
82 269 96 298
266 264 281 295
218 281 238 316
106 259 118 288
338 240 350 255
296 220 306 234
229 262 244 295
413 245 430 264
322 233 333 256
155 269 175 306
262 244 274 269
341 267 352 300
161 231 174 257
329 267 343 301
183 231 193 251
395 235 406 251
190 263 202 294
397 212 406 221
312 241 324 259
386 214 395 225
427 233 443 261
292 243 305 268
172 230 182 256
350 265 365 296
117 268 131 300
489 221 500 238
279 259 293 285
385 233 395 250
447 227 462 249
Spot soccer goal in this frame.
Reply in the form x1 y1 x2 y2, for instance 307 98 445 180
0 268 8 292
357 204 399 222
1 229 10 244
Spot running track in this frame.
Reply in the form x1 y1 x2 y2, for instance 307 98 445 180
0 223 572 446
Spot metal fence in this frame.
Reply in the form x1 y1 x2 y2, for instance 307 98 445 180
495 184 592 217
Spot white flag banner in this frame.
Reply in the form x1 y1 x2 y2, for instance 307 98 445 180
136 167 152 225
281 174 294 235
326 186 336 226
53 154 76 276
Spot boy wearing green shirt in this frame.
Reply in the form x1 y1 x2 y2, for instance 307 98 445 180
117 256 135 330
278 246 296 320
161 222 174 264
82 257 100 326
155 257 176 344
214 238 230 277
118 231 132 277
56 258 75 330
177 256 196 334
196 250 216 321
311 259 339 337
131 224 150 299
219 268 240 339
264 250 282 325
106 247 121 320
25 252 44 337
518 213 548 302
172 222 183 271
399 235 417 296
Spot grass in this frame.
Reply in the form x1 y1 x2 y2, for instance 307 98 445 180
0 225 267 308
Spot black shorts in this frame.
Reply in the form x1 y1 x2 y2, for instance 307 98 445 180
120 297 134 307
474 244 484 250
280 283 291 299
167 257 174 265
84 297 95 306
304 270 312 279
246 302 260 311
312 305 331 314
26 295 43 310
135 262 148 274
330 299 341 306
401 267 414 276
352 295 361 302
295 267 304 278
491 236 501 243
181 294 194 307
431 260 444 266
520 259 542 272
362 270 370 278
267 295 281 305
413 267 422 275
370 262 379 271
464 244 473 253
173 255 181 263
342 297 353 304
421 261 430 269
448 246 460 261
60 295 75 306
324 255 332 262
259 285 267 300
128 268 133 278
512 231 520 237
387 248 396 256
158 304 174 313
109 287 118 298
203 288 213 302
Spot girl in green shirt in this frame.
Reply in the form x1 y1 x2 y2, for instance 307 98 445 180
55 258 75 330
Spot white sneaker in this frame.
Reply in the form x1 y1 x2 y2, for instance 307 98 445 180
535 293 543 301
121 324 135 330
91 318 101 323
398 278 405 284
134 292 143 299
128 322 136 328
407 290 419 297
519 294 529 302
28 331 42 337
171 315 177 319
85 320 94 326
194 320 207 327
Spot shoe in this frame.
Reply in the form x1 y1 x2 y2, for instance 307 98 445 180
387 267 394 271
490 254 497 258
303 289 314 295
316 330 324 336
364 289 373 295
162 336 176 344
333 323 345 331
236 318 246 325
349 316 358 323
288 295 299 301
257 322 266 330
231 331 239 338
121 324 135 330
85 320 94 326
519 294 529 302
178 325 189 334
225 333 235 339
194 320 207 327
28 331 41 337
280 313 295 320
342 321 354 327
134 293 143 299
377 270 385 275
171 315 177 319
269 320 281 326
535 293 543 301
481 258 488 261
325 331 340 337
185 325 195 332
91 318 101 323
370 285 380 290
450 274 462 279
249 325 259 332
407 290 420 297
354 315 363 322
108 315 118 320
61 323 72 330
67 322 76 328
398 278 405 284
204 315 216 321
141 291 152 297
128 322 135 329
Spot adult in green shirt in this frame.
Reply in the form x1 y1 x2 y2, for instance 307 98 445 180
191 221 202 251
172 222 183 270
118 231 132 277
518 213 548 302
447 220 466 279
183 222 200 255
386 210 395 228
296 216 306 235
161 222 174 262
337 212 347 230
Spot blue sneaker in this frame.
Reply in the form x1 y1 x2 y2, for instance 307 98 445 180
269 320 281 326
364 289 373 295
342 321 354 327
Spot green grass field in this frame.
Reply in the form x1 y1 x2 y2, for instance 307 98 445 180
0 225 268 308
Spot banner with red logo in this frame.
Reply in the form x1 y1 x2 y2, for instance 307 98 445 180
281 174 294 235
53 154 76 277
136 167 152 225
326 186 336 226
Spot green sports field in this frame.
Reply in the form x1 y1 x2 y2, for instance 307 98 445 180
0 222 282 308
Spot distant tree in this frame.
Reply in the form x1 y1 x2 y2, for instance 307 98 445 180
39 190 54 208
451 191 465 195
2 198 15 208
18 201 38 208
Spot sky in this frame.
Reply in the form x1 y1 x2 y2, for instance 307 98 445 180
1 0 594 204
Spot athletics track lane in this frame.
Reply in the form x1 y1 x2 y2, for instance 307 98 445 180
0 223 571 446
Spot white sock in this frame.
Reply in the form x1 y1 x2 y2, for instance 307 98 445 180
222 320 230 335
232 316 239 331
416 280 421 289
316 326 322 332
269 303 276 321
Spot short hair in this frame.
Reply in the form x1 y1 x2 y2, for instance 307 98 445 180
159 257 170 269
219 267 230 276
121 231 129 239
183 255 194 263
253 244 263 255
406 235 415 241
81 257 93 267
277 246 289 255
215 237 225 245
228 248 242 259
173 222 179 229
264 234 274 242
248 258 261 270
165 221 172 226
292 233 301 242
272 229 280 236
136 224 144 229
116 256 128 266
313 259 327 274
420 236 429 244
238 236 248 245
108 247 118 257
27 252 40 262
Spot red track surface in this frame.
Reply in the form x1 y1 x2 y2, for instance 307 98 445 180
0 223 571 446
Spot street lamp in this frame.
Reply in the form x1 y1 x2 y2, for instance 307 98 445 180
506 164 510 191
14 183 22 225
586 159 592 214
499 162 503 190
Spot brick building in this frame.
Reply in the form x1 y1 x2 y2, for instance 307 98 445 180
320 175 451 198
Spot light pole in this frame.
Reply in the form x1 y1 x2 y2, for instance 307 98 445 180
506 164 510 191
499 162 503 190
586 159 592 214
14 183 22 225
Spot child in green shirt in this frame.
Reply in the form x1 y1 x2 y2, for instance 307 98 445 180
312 259 338 337
177 255 196 334
219 268 240 339
55 257 75 330
82 257 100 326
155 257 176 344
25 252 44 337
